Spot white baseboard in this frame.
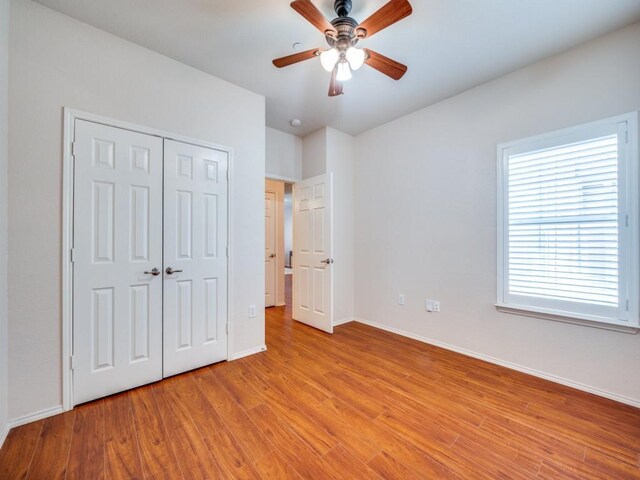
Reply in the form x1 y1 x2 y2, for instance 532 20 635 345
229 344 267 361
1 404 64 446
333 317 356 327
0 420 10 450
355 318 640 409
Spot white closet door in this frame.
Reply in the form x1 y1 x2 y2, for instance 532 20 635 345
163 140 228 377
265 191 277 307
73 120 163 405
293 173 334 333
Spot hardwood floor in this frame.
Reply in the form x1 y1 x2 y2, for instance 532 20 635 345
1 275 639 479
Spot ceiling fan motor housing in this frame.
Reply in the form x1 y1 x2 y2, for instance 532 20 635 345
327 2 359 50
334 0 352 17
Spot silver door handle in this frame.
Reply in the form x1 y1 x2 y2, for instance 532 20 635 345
320 258 334 264
165 267 183 275
144 267 161 276
269 253 276 258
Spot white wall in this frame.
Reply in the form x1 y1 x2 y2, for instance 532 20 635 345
326 128 355 324
298 127 355 324
0 0 9 446
8 0 265 421
266 127 302 181
302 128 327 179
354 23 640 405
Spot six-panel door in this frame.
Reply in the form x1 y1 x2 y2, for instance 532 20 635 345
293 173 334 333
163 140 229 377
73 120 229 404
265 191 277 307
73 120 164 405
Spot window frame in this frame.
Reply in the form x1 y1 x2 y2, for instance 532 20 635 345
497 112 639 331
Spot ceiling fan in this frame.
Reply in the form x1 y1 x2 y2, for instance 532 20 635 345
273 0 412 96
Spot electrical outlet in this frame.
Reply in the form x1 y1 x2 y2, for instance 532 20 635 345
249 305 257 318
425 299 434 312
433 301 440 312
398 294 405 305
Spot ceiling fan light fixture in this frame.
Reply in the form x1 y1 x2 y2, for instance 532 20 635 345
346 47 365 70
336 61 352 81
273 0 412 96
320 48 340 72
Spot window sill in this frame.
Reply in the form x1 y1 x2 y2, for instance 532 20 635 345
495 304 639 334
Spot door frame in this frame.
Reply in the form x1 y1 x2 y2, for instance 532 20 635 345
62 108 234 412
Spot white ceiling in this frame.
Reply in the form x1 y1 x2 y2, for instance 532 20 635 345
35 0 640 136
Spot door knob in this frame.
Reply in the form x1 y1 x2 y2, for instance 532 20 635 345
320 258 334 265
269 253 276 258
144 267 161 276
165 267 183 275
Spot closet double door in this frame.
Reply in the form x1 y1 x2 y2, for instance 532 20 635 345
72 120 228 405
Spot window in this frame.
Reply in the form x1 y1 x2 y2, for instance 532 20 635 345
497 113 639 330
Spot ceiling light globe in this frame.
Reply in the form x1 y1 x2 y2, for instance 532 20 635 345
336 61 352 81
346 47 365 70
320 48 340 72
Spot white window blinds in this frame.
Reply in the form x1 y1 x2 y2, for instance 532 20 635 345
507 135 619 307
497 114 639 329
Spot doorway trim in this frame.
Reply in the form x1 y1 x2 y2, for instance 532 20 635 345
62 108 234 412
265 173 298 183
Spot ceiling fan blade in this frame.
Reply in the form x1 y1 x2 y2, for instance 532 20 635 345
291 0 337 36
328 67 343 97
356 0 412 38
273 48 320 68
364 49 407 80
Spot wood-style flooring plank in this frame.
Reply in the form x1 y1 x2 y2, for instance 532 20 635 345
368 450 426 480
103 392 144 480
253 451 303 480
202 429 262 480
129 386 184 480
151 381 223 479
66 400 105 480
195 373 274 463
0 421 43 480
323 444 383 480
26 411 74 480
247 404 342 480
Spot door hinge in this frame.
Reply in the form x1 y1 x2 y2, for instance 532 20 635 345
226 246 229 258
70 355 75 371
625 214 629 227
226 169 230 181
226 323 229 334
71 142 77 157
626 299 629 311
70 248 75 263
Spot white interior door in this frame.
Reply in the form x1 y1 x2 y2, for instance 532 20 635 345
293 173 334 333
265 191 277 307
73 120 163 405
163 140 228 377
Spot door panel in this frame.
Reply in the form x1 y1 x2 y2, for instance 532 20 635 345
265 191 277 307
293 173 333 333
73 120 163 405
163 140 228 377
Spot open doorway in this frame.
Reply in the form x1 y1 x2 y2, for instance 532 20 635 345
265 174 335 333
265 178 292 310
